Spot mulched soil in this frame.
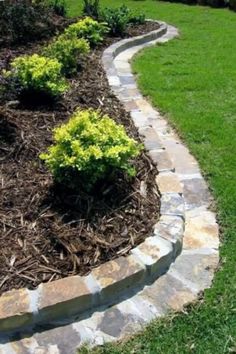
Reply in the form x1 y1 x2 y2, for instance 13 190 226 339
0 21 160 295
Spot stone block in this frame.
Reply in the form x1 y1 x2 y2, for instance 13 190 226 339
141 272 197 313
156 172 183 194
154 215 184 257
148 149 174 172
131 236 173 277
130 111 150 128
183 209 219 250
160 193 185 218
92 256 145 302
0 288 33 332
163 139 200 175
169 249 219 292
139 126 164 150
182 178 211 210
38 276 97 323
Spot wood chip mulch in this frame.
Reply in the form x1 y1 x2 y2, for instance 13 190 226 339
0 21 160 295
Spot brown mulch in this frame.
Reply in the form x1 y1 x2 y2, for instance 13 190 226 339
0 21 160 295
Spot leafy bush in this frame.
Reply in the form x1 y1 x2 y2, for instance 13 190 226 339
40 109 142 190
100 5 146 36
229 0 236 9
0 0 57 45
49 0 67 16
100 5 131 36
82 0 100 19
129 13 146 25
4 54 68 97
64 17 109 46
43 34 90 76
205 0 226 6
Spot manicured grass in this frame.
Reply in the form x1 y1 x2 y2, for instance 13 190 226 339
67 1 236 353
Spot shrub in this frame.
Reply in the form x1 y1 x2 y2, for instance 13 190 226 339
82 0 100 19
205 0 226 6
129 13 146 25
64 17 109 46
0 0 57 45
4 54 68 97
40 109 142 190
100 5 146 36
100 5 131 36
49 0 67 17
43 34 90 76
229 0 236 9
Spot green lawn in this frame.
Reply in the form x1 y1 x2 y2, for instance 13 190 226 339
67 1 236 353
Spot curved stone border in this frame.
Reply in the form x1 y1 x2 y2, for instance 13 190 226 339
0 22 220 353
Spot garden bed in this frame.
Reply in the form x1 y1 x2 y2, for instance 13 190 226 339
0 21 160 295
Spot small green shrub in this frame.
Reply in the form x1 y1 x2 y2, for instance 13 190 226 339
43 34 90 76
4 54 68 97
100 5 131 36
40 109 142 189
82 0 100 19
64 17 109 46
49 0 67 16
100 5 146 36
129 13 146 25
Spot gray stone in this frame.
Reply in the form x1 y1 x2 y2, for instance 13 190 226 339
160 193 185 218
169 249 219 292
154 215 184 257
182 178 211 210
139 126 164 150
98 308 140 338
119 76 136 85
130 111 150 128
35 324 81 354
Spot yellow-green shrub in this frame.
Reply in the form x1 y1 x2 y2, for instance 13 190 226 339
40 109 142 189
43 34 90 76
64 17 109 46
5 54 68 97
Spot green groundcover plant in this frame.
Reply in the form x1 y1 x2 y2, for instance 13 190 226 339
4 54 68 97
40 109 142 190
43 34 90 76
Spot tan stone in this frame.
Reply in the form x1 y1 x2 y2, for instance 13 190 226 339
0 288 32 332
38 276 93 323
148 150 174 172
183 211 219 250
135 98 157 117
123 100 139 112
92 256 145 300
168 290 196 311
163 139 200 175
141 273 197 314
156 172 183 194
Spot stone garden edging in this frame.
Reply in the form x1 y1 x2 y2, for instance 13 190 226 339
0 22 220 352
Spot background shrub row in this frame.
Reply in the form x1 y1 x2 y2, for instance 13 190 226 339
159 0 236 10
